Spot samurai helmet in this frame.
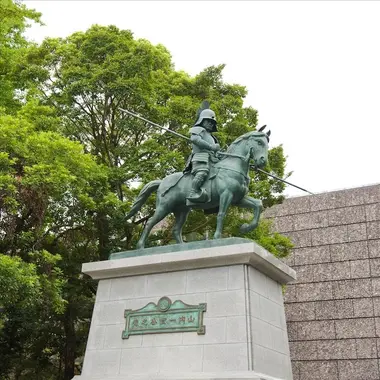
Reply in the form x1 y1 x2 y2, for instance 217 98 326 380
194 100 217 132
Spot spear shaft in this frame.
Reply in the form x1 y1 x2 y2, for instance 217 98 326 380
119 107 243 159
119 107 313 195
252 166 314 195
119 107 191 142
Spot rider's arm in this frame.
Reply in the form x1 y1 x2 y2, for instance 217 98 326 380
190 134 219 151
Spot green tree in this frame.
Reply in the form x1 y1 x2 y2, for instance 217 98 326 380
0 2 112 378
0 109 112 379
0 252 65 379
0 0 41 113
0 5 115 377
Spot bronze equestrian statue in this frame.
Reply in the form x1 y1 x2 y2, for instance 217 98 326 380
125 102 270 249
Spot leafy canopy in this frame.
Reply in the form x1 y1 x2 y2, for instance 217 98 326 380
0 0 41 112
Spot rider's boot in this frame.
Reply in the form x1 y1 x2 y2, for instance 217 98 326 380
187 171 208 202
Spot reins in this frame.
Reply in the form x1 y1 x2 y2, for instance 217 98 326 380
216 141 253 181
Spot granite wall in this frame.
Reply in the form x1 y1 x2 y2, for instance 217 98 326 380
266 184 380 380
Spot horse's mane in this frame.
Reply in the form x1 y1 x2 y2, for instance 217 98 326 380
226 131 268 154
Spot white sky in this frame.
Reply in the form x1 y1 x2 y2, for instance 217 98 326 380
23 1 380 197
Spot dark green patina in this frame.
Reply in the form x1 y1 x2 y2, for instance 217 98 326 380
122 297 206 339
109 237 252 260
125 101 270 249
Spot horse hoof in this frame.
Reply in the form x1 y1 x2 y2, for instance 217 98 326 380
240 223 250 233
136 242 145 250
214 234 222 240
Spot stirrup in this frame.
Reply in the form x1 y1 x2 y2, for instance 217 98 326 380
187 188 208 203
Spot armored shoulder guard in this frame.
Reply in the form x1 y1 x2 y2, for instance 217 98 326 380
189 126 206 136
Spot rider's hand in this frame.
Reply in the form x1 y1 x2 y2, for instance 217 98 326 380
212 144 221 152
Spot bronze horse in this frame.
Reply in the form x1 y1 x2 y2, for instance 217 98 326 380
126 130 270 249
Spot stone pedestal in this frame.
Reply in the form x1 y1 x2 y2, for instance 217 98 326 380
74 239 296 380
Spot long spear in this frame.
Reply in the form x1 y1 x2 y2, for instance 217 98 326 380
253 167 314 195
119 107 313 195
119 107 192 142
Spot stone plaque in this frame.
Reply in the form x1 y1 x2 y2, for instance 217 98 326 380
122 296 206 339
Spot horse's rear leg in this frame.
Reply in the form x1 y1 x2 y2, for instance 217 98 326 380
136 207 169 249
173 208 190 244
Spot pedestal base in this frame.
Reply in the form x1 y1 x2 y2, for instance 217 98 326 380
77 240 296 380
74 370 282 379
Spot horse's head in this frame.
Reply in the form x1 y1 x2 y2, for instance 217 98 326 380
227 129 270 168
249 132 269 168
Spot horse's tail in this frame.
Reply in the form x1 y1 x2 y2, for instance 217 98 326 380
125 180 161 219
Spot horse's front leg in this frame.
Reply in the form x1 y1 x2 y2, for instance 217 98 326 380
214 190 234 239
173 208 190 244
236 196 263 233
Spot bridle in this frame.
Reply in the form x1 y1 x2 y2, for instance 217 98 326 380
218 137 259 163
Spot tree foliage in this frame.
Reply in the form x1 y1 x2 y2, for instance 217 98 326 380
0 5 292 379
0 108 112 379
0 0 41 112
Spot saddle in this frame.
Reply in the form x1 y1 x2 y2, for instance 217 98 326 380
160 164 220 214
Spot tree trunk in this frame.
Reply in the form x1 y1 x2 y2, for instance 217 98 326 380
63 304 76 380
96 212 110 261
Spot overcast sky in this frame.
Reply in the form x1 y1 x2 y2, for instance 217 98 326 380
23 1 380 197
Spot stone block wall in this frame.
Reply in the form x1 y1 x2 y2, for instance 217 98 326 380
266 184 380 380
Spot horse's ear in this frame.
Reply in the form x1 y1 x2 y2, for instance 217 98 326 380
267 130 271 138
258 125 267 132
